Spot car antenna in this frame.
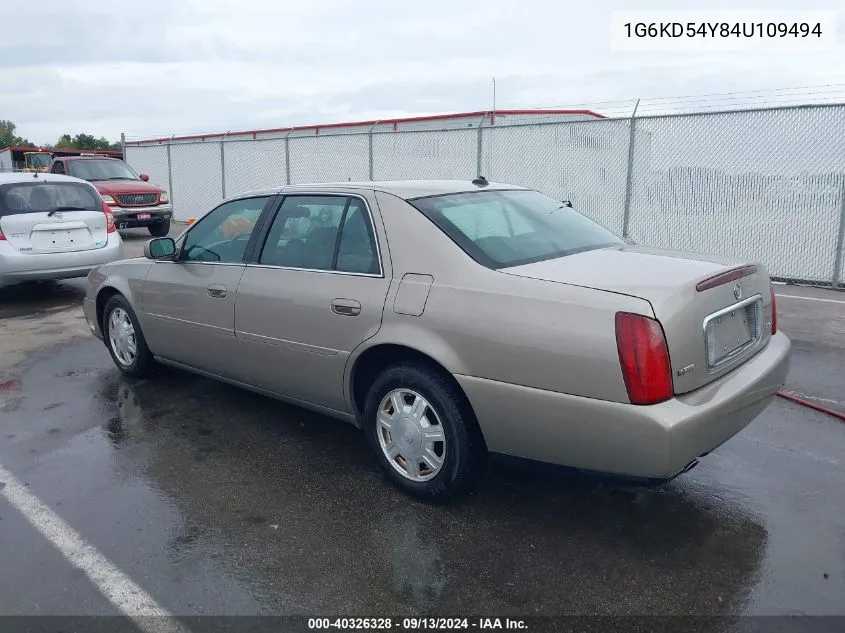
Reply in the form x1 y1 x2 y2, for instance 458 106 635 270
472 175 489 187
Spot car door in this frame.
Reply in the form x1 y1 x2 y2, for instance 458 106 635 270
234 193 390 413
141 194 275 375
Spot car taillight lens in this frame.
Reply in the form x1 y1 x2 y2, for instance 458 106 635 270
102 200 116 233
0 229 5 241
615 312 673 405
770 283 778 335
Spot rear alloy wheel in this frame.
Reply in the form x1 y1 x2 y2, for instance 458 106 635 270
148 220 171 237
103 295 155 378
364 363 486 502
377 388 446 482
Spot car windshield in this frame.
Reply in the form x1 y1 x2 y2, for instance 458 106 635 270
0 182 101 217
409 189 624 269
67 159 138 181
26 153 52 168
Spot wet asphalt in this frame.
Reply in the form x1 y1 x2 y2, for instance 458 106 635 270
0 229 844 624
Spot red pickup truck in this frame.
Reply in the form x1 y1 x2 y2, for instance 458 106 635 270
47 155 173 236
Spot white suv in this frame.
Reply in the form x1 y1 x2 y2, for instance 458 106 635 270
0 172 124 287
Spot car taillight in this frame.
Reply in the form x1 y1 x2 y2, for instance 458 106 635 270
102 200 116 233
0 229 5 241
615 312 673 405
770 283 778 335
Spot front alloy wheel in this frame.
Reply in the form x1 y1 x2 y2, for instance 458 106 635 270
108 307 137 368
102 294 156 378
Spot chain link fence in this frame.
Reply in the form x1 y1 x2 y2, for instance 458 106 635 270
124 103 845 286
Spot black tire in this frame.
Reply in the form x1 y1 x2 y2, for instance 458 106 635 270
102 294 156 378
364 363 486 502
148 220 171 237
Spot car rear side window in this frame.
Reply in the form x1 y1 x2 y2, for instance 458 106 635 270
409 189 624 269
260 196 379 274
0 182 100 218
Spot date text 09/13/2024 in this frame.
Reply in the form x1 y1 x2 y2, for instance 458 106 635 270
307 618 528 630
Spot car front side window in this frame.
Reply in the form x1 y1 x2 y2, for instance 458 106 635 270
181 196 271 264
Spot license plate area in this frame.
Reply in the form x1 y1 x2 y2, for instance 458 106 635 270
704 295 763 371
31 228 90 249
136 212 151 220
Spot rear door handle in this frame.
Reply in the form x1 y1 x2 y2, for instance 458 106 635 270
207 284 227 298
331 298 361 317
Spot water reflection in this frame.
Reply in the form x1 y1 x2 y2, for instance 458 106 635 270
96 367 768 618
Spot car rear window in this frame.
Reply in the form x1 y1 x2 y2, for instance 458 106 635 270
408 189 624 269
0 182 101 218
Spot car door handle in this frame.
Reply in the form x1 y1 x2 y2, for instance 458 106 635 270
331 299 361 317
207 284 227 298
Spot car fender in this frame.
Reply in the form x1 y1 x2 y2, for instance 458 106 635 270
90 263 152 332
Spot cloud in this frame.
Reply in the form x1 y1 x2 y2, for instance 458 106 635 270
2 0 844 144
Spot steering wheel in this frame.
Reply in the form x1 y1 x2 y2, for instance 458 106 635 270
230 231 252 243
184 245 221 262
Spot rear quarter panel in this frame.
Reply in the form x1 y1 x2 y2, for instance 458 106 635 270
359 191 654 403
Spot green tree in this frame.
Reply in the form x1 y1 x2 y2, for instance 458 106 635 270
0 119 34 149
55 134 74 148
54 132 121 151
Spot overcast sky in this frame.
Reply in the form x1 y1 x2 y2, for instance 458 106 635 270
2 0 844 144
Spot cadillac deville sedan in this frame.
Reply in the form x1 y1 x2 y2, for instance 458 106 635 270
83 179 791 500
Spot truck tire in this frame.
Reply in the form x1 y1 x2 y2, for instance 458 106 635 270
148 221 171 237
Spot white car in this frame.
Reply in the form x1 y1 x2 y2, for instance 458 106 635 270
0 172 124 287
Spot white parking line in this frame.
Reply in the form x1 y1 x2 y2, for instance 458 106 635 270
0 463 190 633
775 294 845 305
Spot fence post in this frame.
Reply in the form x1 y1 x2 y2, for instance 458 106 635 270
120 133 126 161
166 135 174 211
476 112 489 177
832 177 845 288
621 99 641 239
285 128 295 185
220 131 229 199
368 121 380 181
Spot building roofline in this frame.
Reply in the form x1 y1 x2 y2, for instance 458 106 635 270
1 146 121 156
125 109 605 145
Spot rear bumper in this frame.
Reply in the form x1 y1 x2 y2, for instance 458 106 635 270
111 204 172 228
457 332 792 480
0 234 124 287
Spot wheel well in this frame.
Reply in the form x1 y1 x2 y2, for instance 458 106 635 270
95 287 122 336
350 344 473 415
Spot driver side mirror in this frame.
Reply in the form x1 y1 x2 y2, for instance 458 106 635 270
139 173 150 182
144 237 177 260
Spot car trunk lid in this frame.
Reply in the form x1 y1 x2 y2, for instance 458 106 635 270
1 211 108 254
504 245 774 395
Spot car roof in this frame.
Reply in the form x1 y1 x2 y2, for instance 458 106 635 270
0 172 94 186
229 179 527 202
